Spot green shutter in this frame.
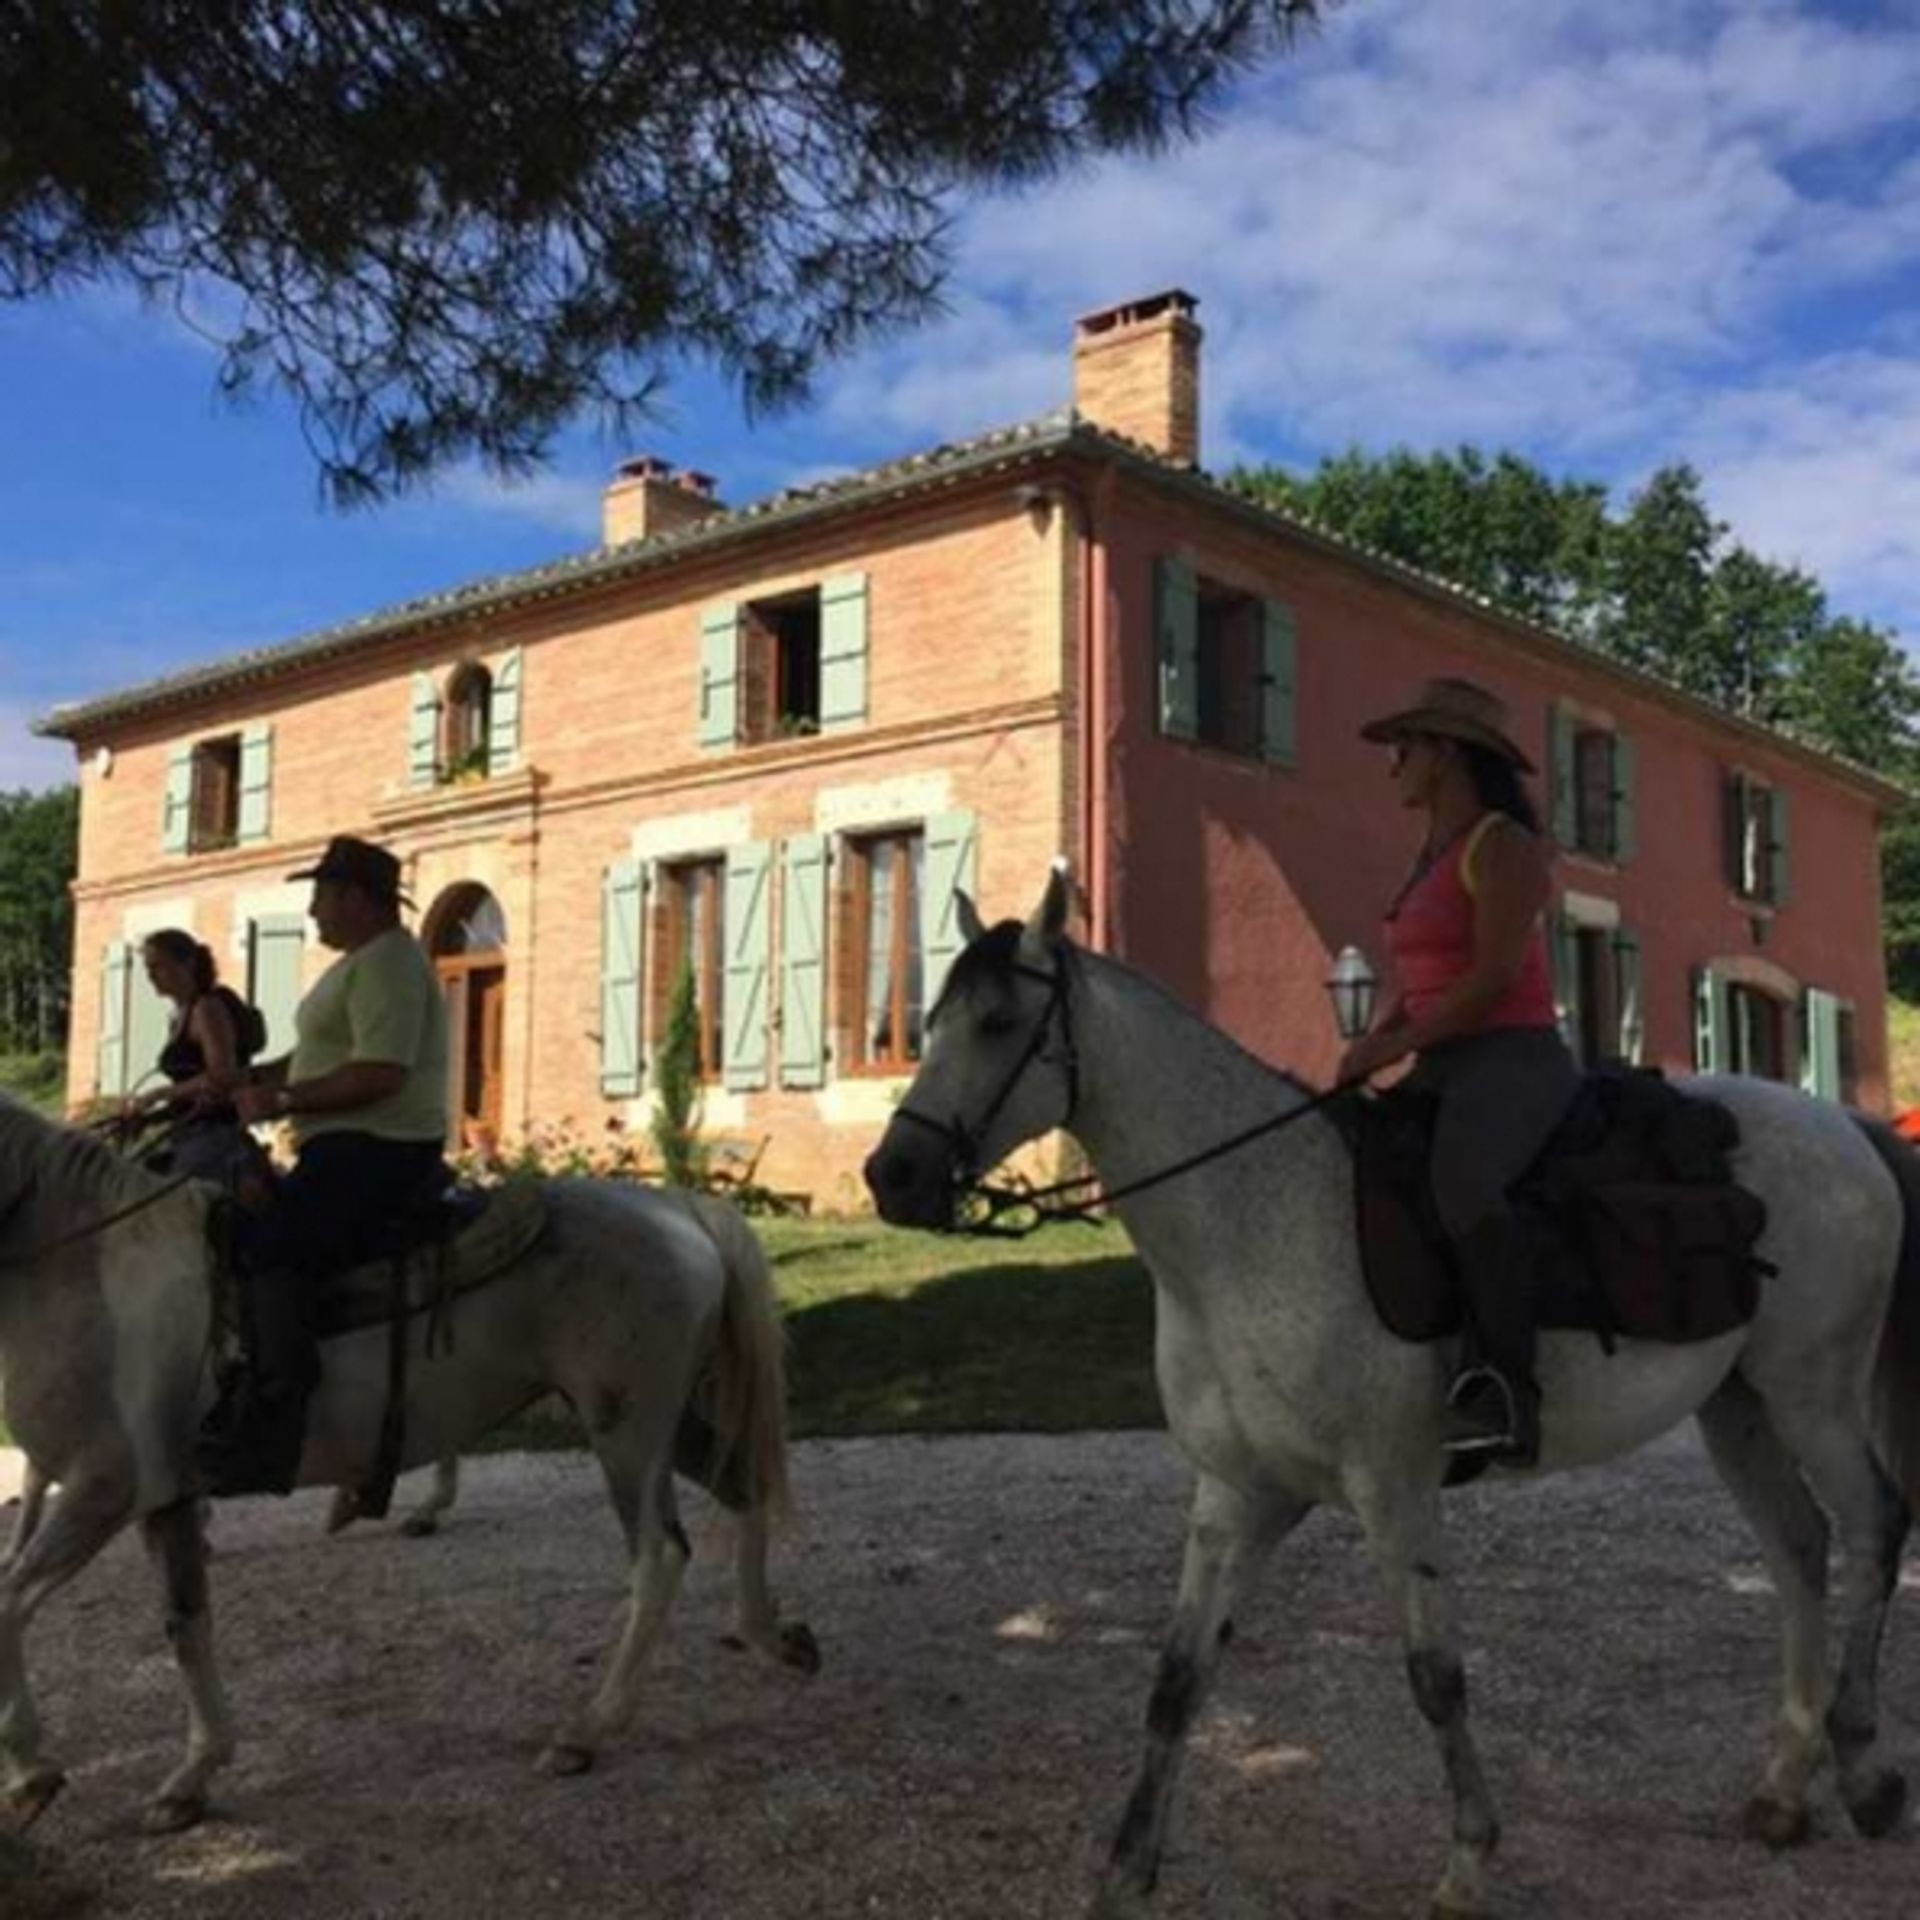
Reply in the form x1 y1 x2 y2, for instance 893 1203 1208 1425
699 604 741 748
237 723 273 844
1611 731 1636 864
487 647 523 776
779 834 829 1088
1694 966 1728 1073
1768 787 1791 905
723 841 772 1090
1549 914 1583 1060
1801 987 1841 1101
247 913 306 1060
819 574 870 732
1611 928 1643 1065
163 747 193 853
600 860 645 1097
921 809 979 1011
97 941 132 1095
1259 600 1298 767
125 952 171 1098
1548 705 1578 847
410 672 441 788
1156 556 1198 740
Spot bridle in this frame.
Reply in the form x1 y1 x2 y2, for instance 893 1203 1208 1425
889 938 1357 1237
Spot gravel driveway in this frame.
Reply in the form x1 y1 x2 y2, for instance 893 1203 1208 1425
1 1428 1915 1919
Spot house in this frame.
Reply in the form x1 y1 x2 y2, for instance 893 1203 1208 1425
37 291 1901 1208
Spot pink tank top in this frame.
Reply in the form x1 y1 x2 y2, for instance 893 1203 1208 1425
1385 814 1557 1031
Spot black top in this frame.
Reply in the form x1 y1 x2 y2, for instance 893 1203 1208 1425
157 989 259 1119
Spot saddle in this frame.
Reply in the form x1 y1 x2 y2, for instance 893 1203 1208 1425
1349 1066 1770 1348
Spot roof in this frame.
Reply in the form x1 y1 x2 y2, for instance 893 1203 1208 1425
33 411 1909 808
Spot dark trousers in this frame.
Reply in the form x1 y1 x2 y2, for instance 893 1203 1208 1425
246 1131 446 1400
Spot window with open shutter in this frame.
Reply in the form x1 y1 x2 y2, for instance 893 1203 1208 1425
1801 987 1842 1101
1259 600 1298 766
487 647 523 776
699 605 741 748
819 574 870 732
1611 929 1643 1064
163 748 193 854
124 955 171 1098
780 835 829 1088
97 942 131 1095
1611 733 1636 864
600 860 645 1097
722 842 772 1090
1694 966 1729 1072
410 671 442 788
237 724 272 843
247 914 307 1060
1156 556 1198 740
921 809 978 1015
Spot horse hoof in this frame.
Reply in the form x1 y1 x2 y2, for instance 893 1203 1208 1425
779 1622 823 1675
1741 1795 1812 1850
140 1792 205 1836
324 1490 360 1537
1847 1769 1907 1839
535 1742 594 1778
398 1514 439 1539
4 1769 66 1831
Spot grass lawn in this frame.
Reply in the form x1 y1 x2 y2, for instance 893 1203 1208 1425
1888 997 1920 1111
491 1212 1159 1451
0 1053 67 1117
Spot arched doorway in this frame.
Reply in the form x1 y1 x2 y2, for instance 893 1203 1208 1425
426 883 508 1148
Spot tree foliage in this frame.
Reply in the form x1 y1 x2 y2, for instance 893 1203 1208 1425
0 785 77 1057
2 0 1331 502
650 956 705 1187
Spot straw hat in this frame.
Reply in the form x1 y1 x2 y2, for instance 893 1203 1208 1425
1359 676 1535 773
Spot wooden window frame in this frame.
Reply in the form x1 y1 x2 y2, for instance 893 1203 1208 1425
1571 728 1617 860
656 857 726 1080
188 734 241 853
740 589 823 743
844 828 924 1075
1193 578 1264 760
1729 774 1778 903
1727 981 1787 1081
441 662 493 781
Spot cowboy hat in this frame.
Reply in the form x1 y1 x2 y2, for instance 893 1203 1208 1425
1359 676 1535 773
286 834 411 904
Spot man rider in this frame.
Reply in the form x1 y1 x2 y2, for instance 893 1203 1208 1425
198 835 449 1496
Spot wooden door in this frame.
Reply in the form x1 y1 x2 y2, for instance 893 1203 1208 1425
437 954 506 1148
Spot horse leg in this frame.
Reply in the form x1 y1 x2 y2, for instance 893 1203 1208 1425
138 1496 234 1834
399 1456 461 1538
1355 1483 1499 1919
1765 1392 1912 1840
0 1470 133 1828
1091 1474 1307 1918
721 1505 821 1675
537 1414 689 1776
1696 1375 1831 1846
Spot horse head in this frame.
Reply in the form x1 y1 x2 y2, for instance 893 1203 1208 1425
863 863 1078 1229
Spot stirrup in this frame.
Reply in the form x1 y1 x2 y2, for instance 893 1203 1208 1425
1441 1366 1523 1456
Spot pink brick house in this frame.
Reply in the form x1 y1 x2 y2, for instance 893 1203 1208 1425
38 291 1902 1207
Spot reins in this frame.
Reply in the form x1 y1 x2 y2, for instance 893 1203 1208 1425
0 1165 197 1269
893 938 1362 1239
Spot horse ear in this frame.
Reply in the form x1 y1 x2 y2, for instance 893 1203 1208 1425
1024 858 1073 952
955 888 987 946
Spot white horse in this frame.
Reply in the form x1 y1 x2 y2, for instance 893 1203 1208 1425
865 868 1919 1918
0 1095 816 1836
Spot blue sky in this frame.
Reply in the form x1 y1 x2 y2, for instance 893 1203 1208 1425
7 0 1920 790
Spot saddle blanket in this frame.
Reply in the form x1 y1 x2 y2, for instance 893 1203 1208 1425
1351 1066 1769 1347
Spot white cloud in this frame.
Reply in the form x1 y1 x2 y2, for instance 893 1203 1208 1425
807 0 1920 635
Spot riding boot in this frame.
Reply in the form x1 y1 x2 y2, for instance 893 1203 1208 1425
196 1270 317 1497
1442 1211 1542 1467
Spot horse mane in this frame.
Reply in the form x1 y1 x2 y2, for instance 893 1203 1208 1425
0 1093 169 1239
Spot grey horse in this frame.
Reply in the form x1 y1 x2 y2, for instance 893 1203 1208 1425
0 1095 815 1836
865 867 1920 1918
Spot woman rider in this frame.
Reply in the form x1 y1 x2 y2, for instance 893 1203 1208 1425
1337 677 1577 1466
120 929 262 1184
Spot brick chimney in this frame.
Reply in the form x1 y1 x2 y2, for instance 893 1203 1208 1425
1071 289 1201 466
602 456 726 545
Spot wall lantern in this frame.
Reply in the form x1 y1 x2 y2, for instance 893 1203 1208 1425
1325 944 1379 1042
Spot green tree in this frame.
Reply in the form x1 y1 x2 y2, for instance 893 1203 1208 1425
1597 464 1720 682
650 958 705 1188
0 785 77 1056
3 1 1333 501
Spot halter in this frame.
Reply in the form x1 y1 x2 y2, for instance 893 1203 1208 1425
891 937 1356 1237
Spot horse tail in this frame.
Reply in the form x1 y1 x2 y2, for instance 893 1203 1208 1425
1850 1115 1920 1511
683 1193 791 1520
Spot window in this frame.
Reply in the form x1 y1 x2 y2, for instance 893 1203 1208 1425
848 829 925 1070
1554 916 1640 1067
442 662 493 780
189 735 241 852
1572 927 1619 1066
741 589 822 741
1727 983 1786 1080
656 859 726 1079
1195 583 1264 758
1725 773 1789 904
1572 730 1617 859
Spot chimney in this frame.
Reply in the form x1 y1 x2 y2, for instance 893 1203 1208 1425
602 456 726 545
1071 289 1201 466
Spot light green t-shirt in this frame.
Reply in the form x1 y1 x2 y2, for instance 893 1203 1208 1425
290 926 448 1144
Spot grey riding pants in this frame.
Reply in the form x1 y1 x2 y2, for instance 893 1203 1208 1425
1405 1026 1581 1238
